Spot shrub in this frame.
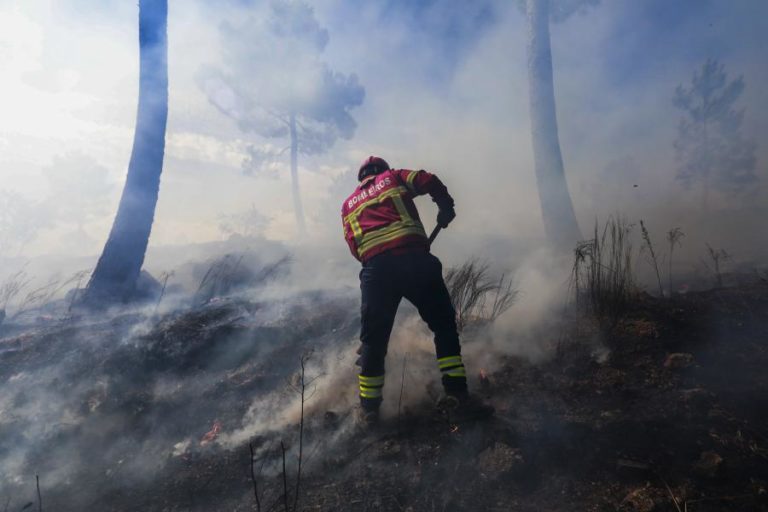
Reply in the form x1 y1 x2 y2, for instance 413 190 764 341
570 217 636 336
444 259 518 332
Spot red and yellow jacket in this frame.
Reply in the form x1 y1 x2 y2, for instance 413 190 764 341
341 169 453 262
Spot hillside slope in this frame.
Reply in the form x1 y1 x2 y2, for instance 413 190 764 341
1 284 767 511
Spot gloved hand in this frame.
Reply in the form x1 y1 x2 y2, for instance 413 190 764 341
437 206 456 228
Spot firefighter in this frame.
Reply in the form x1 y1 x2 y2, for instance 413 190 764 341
342 156 494 427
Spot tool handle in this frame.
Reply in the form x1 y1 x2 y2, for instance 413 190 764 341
428 225 442 246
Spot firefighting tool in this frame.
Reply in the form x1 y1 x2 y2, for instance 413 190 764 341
428 225 441 246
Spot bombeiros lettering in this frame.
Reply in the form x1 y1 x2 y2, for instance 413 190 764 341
347 176 393 209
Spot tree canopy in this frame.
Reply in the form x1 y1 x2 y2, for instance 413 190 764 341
673 58 758 198
199 0 365 174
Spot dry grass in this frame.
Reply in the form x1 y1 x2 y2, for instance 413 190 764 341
1 269 89 321
0 269 32 313
194 255 289 307
193 254 246 306
444 259 518 332
640 220 664 297
571 217 637 336
704 244 730 288
666 228 685 295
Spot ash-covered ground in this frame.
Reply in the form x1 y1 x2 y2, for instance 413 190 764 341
1 259 768 512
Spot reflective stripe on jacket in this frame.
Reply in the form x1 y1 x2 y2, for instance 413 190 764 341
341 169 452 262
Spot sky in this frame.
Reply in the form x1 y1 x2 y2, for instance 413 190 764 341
0 0 766 269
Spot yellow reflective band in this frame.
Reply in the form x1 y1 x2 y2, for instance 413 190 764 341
391 195 413 223
357 224 427 257
437 356 463 368
344 187 410 223
444 370 467 378
359 219 425 247
405 171 418 193
360 390 383 398
347 214 363 240
358 375 385 385
358 227 427 258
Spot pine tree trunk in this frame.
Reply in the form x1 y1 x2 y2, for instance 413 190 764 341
84 0 168 305
526 0 582 249
289 112 307 236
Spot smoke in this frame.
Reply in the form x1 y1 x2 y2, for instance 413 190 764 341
0 257 362 505
1 1 767 507
220 244 576 452
198 0 365 150
1 0 766 260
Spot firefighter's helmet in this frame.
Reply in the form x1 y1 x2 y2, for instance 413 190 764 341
358 156 390 181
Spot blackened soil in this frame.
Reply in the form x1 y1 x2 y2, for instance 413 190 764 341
2 284 768 511
293 284 768 511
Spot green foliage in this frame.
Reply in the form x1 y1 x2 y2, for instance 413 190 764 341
200 1 364 161
673 59 757 199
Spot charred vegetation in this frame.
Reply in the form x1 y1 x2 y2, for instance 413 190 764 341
1 248 767 511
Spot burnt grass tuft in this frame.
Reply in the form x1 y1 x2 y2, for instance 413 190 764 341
1 282 768 511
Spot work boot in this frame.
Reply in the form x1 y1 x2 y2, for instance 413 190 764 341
436 393 495 421
354 406 380 431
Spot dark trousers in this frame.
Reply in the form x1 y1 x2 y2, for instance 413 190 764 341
358 250 467 410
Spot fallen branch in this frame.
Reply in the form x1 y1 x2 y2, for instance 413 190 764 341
658 474 682 512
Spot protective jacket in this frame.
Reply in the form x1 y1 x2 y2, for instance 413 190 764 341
342 169 453 262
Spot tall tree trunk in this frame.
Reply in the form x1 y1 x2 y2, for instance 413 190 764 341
289 112 307 236
526 0 582 249
84 0 168 305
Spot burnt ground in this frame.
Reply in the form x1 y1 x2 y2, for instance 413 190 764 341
1 282 768 511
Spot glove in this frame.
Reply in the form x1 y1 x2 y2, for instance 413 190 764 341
436 206 456 228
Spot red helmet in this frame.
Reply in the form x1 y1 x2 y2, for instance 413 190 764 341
357 156 390 181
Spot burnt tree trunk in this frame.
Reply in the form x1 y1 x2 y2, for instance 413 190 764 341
526 0 582 249
85 0 168 305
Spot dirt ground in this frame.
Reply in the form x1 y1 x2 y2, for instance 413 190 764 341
1 282 768 511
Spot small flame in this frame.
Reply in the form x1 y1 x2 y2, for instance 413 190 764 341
479 368 491 391
200 420 222 446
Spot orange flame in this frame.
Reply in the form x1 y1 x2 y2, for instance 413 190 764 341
200 420 222 446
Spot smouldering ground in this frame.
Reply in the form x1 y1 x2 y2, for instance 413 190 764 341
1 282 768 511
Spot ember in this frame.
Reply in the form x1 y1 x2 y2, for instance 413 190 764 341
479 368 491 392
200 421 222 446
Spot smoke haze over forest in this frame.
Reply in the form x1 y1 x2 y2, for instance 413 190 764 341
2 3 768 511
1 0 767 276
